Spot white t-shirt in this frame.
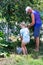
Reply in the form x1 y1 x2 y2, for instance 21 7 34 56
20 28 30 43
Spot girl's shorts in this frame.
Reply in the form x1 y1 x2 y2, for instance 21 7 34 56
22 38 30 44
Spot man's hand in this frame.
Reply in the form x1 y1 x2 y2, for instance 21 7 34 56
27 24 30 28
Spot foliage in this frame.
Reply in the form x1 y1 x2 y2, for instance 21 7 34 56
0 31 4 37
0 0 43 56
0 0 43 33
0 0 43 23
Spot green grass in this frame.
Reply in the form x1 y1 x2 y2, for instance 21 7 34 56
0 54 43 65
14 55 43 65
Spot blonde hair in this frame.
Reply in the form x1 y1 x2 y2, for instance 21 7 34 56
20 21 26 27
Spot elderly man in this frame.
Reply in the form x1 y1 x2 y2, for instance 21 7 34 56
25 6 42 51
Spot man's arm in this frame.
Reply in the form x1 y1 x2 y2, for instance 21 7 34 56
28 13 35 28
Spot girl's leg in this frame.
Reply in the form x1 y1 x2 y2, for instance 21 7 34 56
21 44 26 55
25 46 28 54
21 41 27 55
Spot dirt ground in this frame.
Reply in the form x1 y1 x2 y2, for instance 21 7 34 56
0 54 16 65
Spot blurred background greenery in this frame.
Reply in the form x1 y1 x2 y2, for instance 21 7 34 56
0 0 43 57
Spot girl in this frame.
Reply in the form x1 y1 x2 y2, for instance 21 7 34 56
20 22 30 55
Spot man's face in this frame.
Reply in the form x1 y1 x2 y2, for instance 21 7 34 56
27 9 32 14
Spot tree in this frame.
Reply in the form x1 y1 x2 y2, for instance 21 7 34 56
0 0 43 23
0 0 43 36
